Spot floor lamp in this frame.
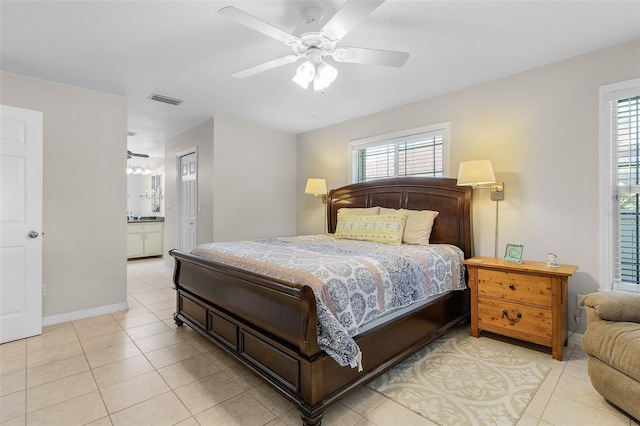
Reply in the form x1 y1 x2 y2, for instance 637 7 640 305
457 160 505 258
305 178 328 234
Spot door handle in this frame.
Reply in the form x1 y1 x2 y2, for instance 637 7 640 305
28 231 39 238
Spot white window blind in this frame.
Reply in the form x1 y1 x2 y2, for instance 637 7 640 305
350 124 448 183
611 95 640 292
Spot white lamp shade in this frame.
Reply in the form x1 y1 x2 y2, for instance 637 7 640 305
313 61 338 91
305 178 327 195
457 160 496 186
293 61 315 90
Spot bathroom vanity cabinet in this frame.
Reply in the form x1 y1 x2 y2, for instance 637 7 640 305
127 221 164 258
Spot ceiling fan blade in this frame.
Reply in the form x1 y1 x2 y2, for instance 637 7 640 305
320 0 385 42
219 6 300 46
231 55 301 79
127 150 149 159
333 47 409 67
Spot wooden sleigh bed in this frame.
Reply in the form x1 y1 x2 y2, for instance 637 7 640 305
170 177 473 425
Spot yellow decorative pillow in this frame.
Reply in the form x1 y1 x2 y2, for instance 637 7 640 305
379 208 439 245
337 207 380 216
335 213 406 245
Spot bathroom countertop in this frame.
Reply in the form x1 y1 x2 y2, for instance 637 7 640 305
127 217 164 223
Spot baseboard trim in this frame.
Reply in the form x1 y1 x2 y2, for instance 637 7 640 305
568 332 583 346
42 302 129 326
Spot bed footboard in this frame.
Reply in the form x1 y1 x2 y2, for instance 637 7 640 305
170 249 320 358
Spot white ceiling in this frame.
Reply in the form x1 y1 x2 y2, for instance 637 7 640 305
1 1 639 159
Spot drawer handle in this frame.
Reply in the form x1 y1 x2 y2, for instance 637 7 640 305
502 309 522 324
509 284 516 290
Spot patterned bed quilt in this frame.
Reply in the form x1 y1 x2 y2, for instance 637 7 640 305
191 234 466 370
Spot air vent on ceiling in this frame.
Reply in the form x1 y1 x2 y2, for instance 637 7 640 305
150 93 183 106
127 131 137 137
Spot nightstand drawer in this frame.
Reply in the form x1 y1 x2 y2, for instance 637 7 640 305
478 269 551 307
478 298 552 345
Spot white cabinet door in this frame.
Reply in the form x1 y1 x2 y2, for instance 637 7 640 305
144 232 163 256
127 232 144 258
0 105 43 343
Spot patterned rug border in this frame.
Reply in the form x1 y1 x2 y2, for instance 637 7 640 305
367 327 551 426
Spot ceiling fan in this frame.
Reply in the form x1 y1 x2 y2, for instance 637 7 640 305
219 0 409 91
127 150 149 159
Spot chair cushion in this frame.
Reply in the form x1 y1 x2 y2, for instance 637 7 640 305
582 320 640 382
582 291 640 323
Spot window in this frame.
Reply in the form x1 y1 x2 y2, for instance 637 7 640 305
350 123 449 183
600 79 640 292
614 96 640 288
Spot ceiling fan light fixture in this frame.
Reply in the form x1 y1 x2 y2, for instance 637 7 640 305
313 61 338 91
293 60 316 89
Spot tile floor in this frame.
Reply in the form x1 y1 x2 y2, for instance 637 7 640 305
1 257 637 426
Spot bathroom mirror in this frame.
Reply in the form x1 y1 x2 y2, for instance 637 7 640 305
151 174 163 213
127 172 164 217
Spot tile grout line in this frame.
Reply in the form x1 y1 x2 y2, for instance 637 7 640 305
75 313 115 425
114 272 270 425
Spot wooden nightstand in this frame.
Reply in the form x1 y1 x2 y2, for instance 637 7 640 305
462 256 578 360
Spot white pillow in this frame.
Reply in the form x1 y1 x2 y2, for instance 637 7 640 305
378 207 439 245
337 207 380 216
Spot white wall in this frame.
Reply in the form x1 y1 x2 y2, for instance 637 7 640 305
212 116 297 242
1 72 128 320
296 40 640 333
164 116 297 268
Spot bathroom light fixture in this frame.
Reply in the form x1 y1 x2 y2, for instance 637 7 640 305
127 164 152 175
457 160 505 257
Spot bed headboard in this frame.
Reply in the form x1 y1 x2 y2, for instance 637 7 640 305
327 177 474 259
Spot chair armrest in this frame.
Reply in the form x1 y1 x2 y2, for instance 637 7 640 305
582 291 640 323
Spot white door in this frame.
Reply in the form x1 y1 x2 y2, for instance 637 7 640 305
1 105 43 343
179 152 197 252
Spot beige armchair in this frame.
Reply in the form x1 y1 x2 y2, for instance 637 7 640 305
581 291 640 421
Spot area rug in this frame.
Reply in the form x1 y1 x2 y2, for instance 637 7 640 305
367 327 550 426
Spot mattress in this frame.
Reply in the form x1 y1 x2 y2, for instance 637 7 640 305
192 234 466 369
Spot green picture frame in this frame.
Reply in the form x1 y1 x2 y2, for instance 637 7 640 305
504 244 524 264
